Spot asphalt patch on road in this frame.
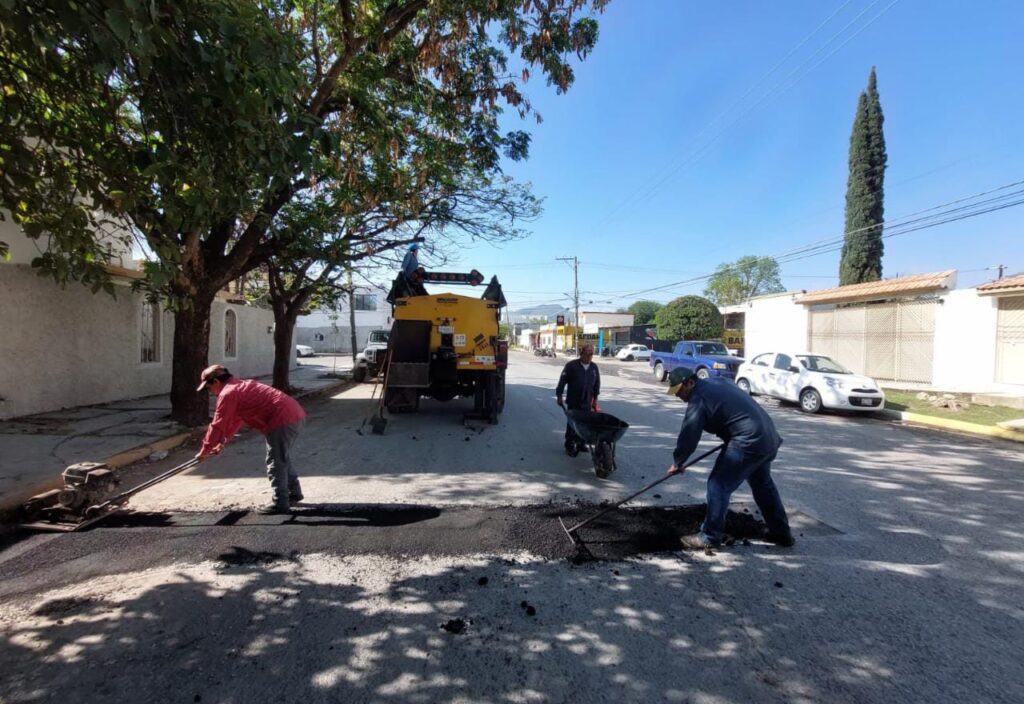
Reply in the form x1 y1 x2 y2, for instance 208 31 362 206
18 504 767 564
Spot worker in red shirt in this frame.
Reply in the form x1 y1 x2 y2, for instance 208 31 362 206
195 365 307 514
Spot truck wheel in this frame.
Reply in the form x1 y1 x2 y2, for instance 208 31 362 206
486 372 500 424
496 370 506 413
696 368 710 380
353 366 367 383
653 362 666 381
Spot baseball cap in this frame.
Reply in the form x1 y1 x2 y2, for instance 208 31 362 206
409 242 420 251
666 367 696 395
197 364 230 391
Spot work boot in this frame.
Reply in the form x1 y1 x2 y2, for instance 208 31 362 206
256 503 290 515
289 492 304 505
763 530 795 547
679 534 719 551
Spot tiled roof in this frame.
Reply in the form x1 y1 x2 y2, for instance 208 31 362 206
977 272 1024 293
797 270 956 305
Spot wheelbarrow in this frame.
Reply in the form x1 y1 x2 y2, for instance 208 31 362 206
564 408 629 479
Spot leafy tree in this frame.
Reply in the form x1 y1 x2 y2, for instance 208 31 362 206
703 256 784 306
263 175 539 390
654 295 722 342
2 0 607 425
626 299 662 325
839 67 887 286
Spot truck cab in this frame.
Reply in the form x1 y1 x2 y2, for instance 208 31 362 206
650 340 744 382
353 329 390 382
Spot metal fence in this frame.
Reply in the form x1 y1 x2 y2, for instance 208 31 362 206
808 298 937 383
996 295 1024 384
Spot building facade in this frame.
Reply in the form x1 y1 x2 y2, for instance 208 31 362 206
295 283 392 354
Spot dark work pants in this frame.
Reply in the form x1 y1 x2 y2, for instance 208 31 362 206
700 443 790 544
265 419 304 507
564 404 586 448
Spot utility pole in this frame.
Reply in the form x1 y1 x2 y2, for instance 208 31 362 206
556 256 579 353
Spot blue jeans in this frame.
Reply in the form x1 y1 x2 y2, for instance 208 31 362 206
700 444 790 544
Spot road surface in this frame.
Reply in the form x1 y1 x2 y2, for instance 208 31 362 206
2 351 1022 703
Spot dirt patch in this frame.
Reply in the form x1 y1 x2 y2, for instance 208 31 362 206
216 546 298 567
440 618 467 634
33 596 105 618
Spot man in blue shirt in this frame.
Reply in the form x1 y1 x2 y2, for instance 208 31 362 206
556 344 600 456
401 242 420 280
665 367 794 549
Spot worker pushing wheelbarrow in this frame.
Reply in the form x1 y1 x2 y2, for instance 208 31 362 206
556 344 627 478
564 408 629 478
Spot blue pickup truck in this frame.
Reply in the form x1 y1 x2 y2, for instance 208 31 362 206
650 340 745 382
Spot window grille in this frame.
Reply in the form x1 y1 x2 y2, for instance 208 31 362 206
140 302 160 363
225 309 238 358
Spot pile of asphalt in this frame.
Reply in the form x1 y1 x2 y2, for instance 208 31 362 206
2 504 766 578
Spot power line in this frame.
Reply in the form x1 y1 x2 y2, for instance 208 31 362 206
608 178 1024 301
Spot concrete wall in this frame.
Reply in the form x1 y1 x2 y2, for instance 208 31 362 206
0 263 278 419
933 289 1016 393
742 292 810 359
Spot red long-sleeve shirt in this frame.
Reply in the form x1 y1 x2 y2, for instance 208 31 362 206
200 378 306 455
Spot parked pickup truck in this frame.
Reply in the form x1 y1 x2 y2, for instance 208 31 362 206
650 340 745 382
353 329 390 382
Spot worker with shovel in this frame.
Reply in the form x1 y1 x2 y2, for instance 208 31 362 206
665 367 794 549
195 365 306 514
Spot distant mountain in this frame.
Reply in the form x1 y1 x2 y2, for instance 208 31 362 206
513 304 567 318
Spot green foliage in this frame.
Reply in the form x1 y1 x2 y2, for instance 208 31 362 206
840 67 887 286
703 256 784 306
1 0 607 304
654 295 723 342
626 299 663 325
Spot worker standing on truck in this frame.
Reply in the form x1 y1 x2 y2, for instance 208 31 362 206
555 344 601 456
195 365 306 515
401 242 420 280
664 367 794 549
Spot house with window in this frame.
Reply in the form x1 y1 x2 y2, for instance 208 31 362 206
295 283 392 354
0 224 277 420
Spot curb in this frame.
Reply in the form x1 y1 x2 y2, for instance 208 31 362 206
0 379 353 519
879 409 1024 444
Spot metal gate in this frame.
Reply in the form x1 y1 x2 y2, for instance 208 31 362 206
996 296 1024 384
808 298 937 383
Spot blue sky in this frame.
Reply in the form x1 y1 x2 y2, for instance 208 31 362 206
435 0 1024 312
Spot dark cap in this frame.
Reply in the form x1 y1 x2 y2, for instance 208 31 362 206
197 364 230 392
666 367 696 395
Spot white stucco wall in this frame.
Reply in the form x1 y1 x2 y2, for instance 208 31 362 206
932 288 1010 392
742 292 810 359
580 311 634 328
0 264 277 419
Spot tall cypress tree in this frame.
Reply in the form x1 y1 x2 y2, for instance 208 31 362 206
839 67 887 285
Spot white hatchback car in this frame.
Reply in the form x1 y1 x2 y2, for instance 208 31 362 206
616 344 651 362
295 344 316 358
736 352 885 413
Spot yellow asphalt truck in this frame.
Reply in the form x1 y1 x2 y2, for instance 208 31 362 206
383 269 508 423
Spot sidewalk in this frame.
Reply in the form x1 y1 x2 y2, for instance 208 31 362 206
0 359 352 514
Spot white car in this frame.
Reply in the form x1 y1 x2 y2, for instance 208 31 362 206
616 344 651 362
736 352 885 413
296 344 316 358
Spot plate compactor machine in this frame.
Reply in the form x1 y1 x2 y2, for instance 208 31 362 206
384 268 508 424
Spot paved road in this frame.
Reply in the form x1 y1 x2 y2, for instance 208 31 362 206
2 351 1022 703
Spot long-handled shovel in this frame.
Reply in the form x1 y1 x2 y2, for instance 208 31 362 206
558 443 724 549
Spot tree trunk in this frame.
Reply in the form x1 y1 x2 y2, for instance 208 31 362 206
170 297 214 426
272 308 299 391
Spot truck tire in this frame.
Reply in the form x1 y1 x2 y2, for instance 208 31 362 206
496 370 506 413
696 367 710 380
486 372 500 424
653 362 666 382
353 366 367 383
